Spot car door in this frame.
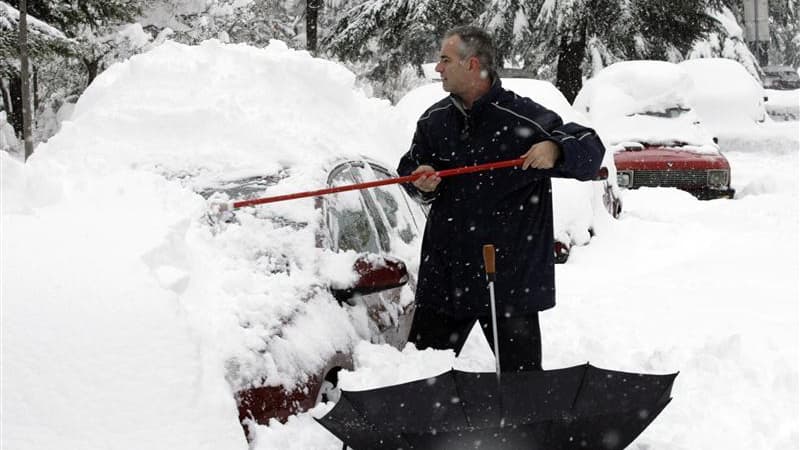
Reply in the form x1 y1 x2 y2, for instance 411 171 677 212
325 160 423 347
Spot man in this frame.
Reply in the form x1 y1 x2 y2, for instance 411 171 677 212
397 26 605 372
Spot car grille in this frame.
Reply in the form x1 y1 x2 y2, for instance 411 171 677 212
632 170 708 188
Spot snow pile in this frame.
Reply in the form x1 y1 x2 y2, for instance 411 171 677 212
576 61 693 118
574 60 719 151
0 111 18 152
53 39 400 176
679 58 767 130
2 39 409 450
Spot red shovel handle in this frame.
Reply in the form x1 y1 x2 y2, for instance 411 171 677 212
231 158 526 209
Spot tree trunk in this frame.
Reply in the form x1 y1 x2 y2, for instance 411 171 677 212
19 0 34 160
84 57 101 86
555 26 587 104
7 76 23 135
33 67 39 111
306 0 322 54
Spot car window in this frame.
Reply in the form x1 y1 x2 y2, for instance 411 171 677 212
326 161 424 255
360 164 421 247
326 164 384 254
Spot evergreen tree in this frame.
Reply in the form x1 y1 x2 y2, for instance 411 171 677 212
325 0 483 99
0 1 72 137
766 0 798 67
486 0 719 102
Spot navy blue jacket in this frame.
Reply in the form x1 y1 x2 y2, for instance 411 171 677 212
398 79 605 319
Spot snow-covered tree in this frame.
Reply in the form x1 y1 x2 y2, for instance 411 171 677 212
485 0 721 102
140 0 314 49
325 0 483 100
689 6 761 79
0 1 72 138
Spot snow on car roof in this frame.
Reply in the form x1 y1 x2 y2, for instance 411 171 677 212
574 60 718 151
679 58 767 132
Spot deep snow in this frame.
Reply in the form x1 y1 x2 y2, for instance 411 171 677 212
1 40 798 450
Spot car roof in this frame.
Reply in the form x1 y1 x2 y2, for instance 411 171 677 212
574 60 717 148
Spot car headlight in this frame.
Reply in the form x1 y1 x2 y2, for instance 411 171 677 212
617 170 633 188
707 169 729 187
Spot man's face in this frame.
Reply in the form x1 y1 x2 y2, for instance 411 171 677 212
435 35 474 96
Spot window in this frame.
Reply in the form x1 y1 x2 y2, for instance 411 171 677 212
325 161 424 255
326 163 386 254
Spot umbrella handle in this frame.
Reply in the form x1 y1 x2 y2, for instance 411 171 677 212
483 244 501 382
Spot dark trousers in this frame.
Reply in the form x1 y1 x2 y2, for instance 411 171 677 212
408 306 542 372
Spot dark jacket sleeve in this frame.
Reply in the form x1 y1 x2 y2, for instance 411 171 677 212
397 122 439 205
508 97 605 181
546 122 606 181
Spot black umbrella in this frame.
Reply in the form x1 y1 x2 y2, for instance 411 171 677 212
316 363 677 450
317 244 678 449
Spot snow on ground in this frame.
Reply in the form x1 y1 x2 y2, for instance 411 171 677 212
2 40 798 450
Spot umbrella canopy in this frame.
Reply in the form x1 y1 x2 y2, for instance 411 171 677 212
317 363 677 450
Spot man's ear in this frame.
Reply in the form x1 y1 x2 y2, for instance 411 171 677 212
468 56 481 72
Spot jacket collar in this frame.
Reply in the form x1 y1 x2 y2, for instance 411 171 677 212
449 77 504 117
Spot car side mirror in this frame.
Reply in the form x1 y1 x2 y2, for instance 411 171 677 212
331 254 409 304
594 167 609 181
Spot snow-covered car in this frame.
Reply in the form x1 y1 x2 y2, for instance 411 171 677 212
679 58 768 131
396 79 621 263
198 157 426 432
27 39 432 441
762 65 800 90
574 60 735 200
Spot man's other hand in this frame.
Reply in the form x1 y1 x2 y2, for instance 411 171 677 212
412 165 441 192
521 140 561 170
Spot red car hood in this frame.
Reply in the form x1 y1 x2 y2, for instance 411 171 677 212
614 146 730 171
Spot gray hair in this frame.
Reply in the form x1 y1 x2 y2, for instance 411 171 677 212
444 26 497 78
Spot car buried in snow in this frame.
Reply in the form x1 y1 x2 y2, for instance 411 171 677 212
574 60 735 200
762 65 800 90
396 77 622 263
197 157 426 436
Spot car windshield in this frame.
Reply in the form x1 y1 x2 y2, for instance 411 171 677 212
195 172 287 200
634 106 691 118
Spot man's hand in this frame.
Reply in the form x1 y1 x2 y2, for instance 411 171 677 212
412 165 441 192
521 140 561 170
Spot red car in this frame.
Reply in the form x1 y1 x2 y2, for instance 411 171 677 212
613 140 734 200
574 61 735 200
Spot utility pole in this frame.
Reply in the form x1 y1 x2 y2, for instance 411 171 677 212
744 0 770 66
18 0 34 161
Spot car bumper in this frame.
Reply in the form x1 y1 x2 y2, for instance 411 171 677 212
687 187 736 200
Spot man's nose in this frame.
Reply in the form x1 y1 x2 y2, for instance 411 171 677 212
435 63 444 73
